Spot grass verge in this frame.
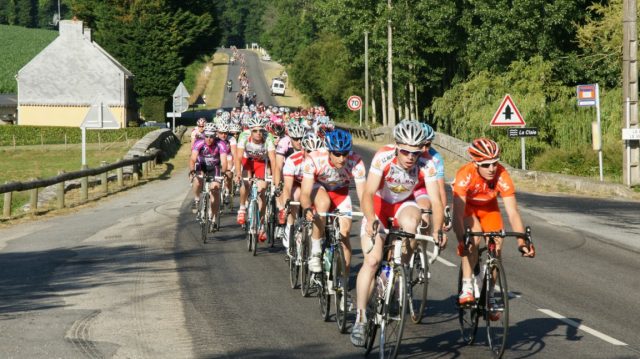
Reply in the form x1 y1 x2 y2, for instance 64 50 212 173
259 60 309 108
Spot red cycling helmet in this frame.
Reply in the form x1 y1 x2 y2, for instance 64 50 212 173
468 138 500 164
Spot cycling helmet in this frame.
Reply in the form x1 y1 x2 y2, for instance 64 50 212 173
216 121 229 133
203 123 216 136
421 123 435 142
302 133 325 152
468 138 500 164
216 109 223 116
287 121 306 138
196 118 206 126
266 121 286 137
228 122 242 133
394 119 426 146
246 116 266 129
221 111 230 121
249 104 256 112
325 129 352 152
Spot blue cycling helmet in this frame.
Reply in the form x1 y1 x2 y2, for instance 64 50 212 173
421 123 435 142
325 129 352 152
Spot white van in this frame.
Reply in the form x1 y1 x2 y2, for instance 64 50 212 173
271 78 285 96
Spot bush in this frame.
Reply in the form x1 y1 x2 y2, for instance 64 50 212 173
140 96 167 123
0 126 156 146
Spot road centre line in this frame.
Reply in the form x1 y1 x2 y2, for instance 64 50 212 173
538 309 627 346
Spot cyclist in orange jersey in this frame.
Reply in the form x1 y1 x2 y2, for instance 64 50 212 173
452 138 535 306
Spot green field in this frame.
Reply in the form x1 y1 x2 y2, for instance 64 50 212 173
0 24 57 93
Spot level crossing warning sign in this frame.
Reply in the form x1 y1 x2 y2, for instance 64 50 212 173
490 94 525 126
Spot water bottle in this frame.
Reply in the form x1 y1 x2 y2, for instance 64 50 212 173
376 262 391 298
323 246 334 273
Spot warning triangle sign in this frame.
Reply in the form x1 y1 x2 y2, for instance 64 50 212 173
490 94 525 126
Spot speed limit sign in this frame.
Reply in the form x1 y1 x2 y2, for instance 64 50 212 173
347 95 363 111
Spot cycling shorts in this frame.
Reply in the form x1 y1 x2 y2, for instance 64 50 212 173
413 186 430 200
325 186 352 214
464 200 503 232
242 158 266 179
360 196 419 236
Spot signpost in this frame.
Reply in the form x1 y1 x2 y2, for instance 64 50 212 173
490 94 531 169
576 84 603 181
170 82 190 131
80 102 120 166
347 95 363 126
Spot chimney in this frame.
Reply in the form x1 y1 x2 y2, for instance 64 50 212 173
59 19 84 39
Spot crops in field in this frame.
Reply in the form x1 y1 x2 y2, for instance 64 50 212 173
0 25 57 94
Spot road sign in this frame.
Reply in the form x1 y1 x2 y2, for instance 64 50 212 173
577 84 597 106
166 112 182 118
172 82 190 113
490 94 525 126
622 128 640 140
81 102 120 129
507 127 539 138
347 95 363 111
173 82 190 99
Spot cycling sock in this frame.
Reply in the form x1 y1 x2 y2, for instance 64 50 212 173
462 278 473 292
355 309 367 323
311 237 322 254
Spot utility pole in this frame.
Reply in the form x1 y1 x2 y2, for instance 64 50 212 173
623 0 639 186
365 31 369 126
387 0 395 127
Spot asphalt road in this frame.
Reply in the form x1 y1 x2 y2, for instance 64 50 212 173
0 49 639 358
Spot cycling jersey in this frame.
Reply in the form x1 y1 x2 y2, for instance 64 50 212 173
237 131 276 161
427 147 445 180
276 136 295 158
369 145 438 204
193 138 229 174
283 151 304 183
302 149 366 191
452 162 515 206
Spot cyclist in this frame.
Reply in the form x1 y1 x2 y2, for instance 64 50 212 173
351 119 445 346
216 121 234 205
227 79 233 92
189 123 229 229
280 132 325 251
235 117 277 242
190 118 207 148
276 121 306 223
452 138 535 310
300 129 366 274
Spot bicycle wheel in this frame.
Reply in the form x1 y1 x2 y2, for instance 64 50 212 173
408 245 428 324
363 290 379 356
485 259 509 358
458 266 479 345
201 193 209 244
300 224 311 297
333 244 349 333
380 265 407 359
266 195 276 248
319 266 330 322
250 200 259 256
289 222 300 289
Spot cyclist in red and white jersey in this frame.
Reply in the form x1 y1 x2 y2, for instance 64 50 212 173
301 129 366 274
351 120 445 346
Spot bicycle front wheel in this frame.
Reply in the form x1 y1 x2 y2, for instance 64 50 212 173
485 259 509 359
319 268 330 322
363 290 378 356
458 266 479 345
299 225 311 297
333 244 349 333
201 193 210 244
408 245 428 324
250 200 259 256
380 265 407 359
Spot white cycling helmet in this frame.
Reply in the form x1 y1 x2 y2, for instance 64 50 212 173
203 123 216 136
216 121 229 133
287 121 306 138
228 122 242 133
301 133 324 152
246 116 266 129
394 119 426 146
221 111 230 121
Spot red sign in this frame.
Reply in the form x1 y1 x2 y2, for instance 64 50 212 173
347 95 362 111
490 94 525 126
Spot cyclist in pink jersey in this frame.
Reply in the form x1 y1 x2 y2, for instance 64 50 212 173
351 120 445 346
301 129 366 274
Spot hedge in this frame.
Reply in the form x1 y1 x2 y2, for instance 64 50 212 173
0 126 156 146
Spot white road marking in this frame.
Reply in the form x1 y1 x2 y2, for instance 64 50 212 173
538 309 627 346
430 253 456 267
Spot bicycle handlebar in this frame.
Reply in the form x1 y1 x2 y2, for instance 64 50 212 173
316 211 364 218
463 226 533 255
364 220 443 260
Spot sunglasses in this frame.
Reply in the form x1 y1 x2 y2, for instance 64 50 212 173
218 132 228 136
291 137 302 141
198 126 204 128
205 135 216 139
423 142 432 147
398 148 422 157
252 129 263 133
479 162 499 168
331 151 349 157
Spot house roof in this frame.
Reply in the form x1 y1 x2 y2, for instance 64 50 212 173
17 20 134 107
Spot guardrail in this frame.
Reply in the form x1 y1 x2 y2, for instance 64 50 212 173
1 127 186 219
334 122 392 142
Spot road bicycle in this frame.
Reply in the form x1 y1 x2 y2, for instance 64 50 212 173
363 220 441 359
244 176 272 256
297 208 314 297
219 172 234 215
317 210 363 333
457 227 533 359
284 200 303 289
264 182 282 248
197 174 224 244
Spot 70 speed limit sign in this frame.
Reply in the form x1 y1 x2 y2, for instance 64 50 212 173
347 95 363 111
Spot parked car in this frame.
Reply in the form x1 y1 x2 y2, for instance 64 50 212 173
270 78 285 96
